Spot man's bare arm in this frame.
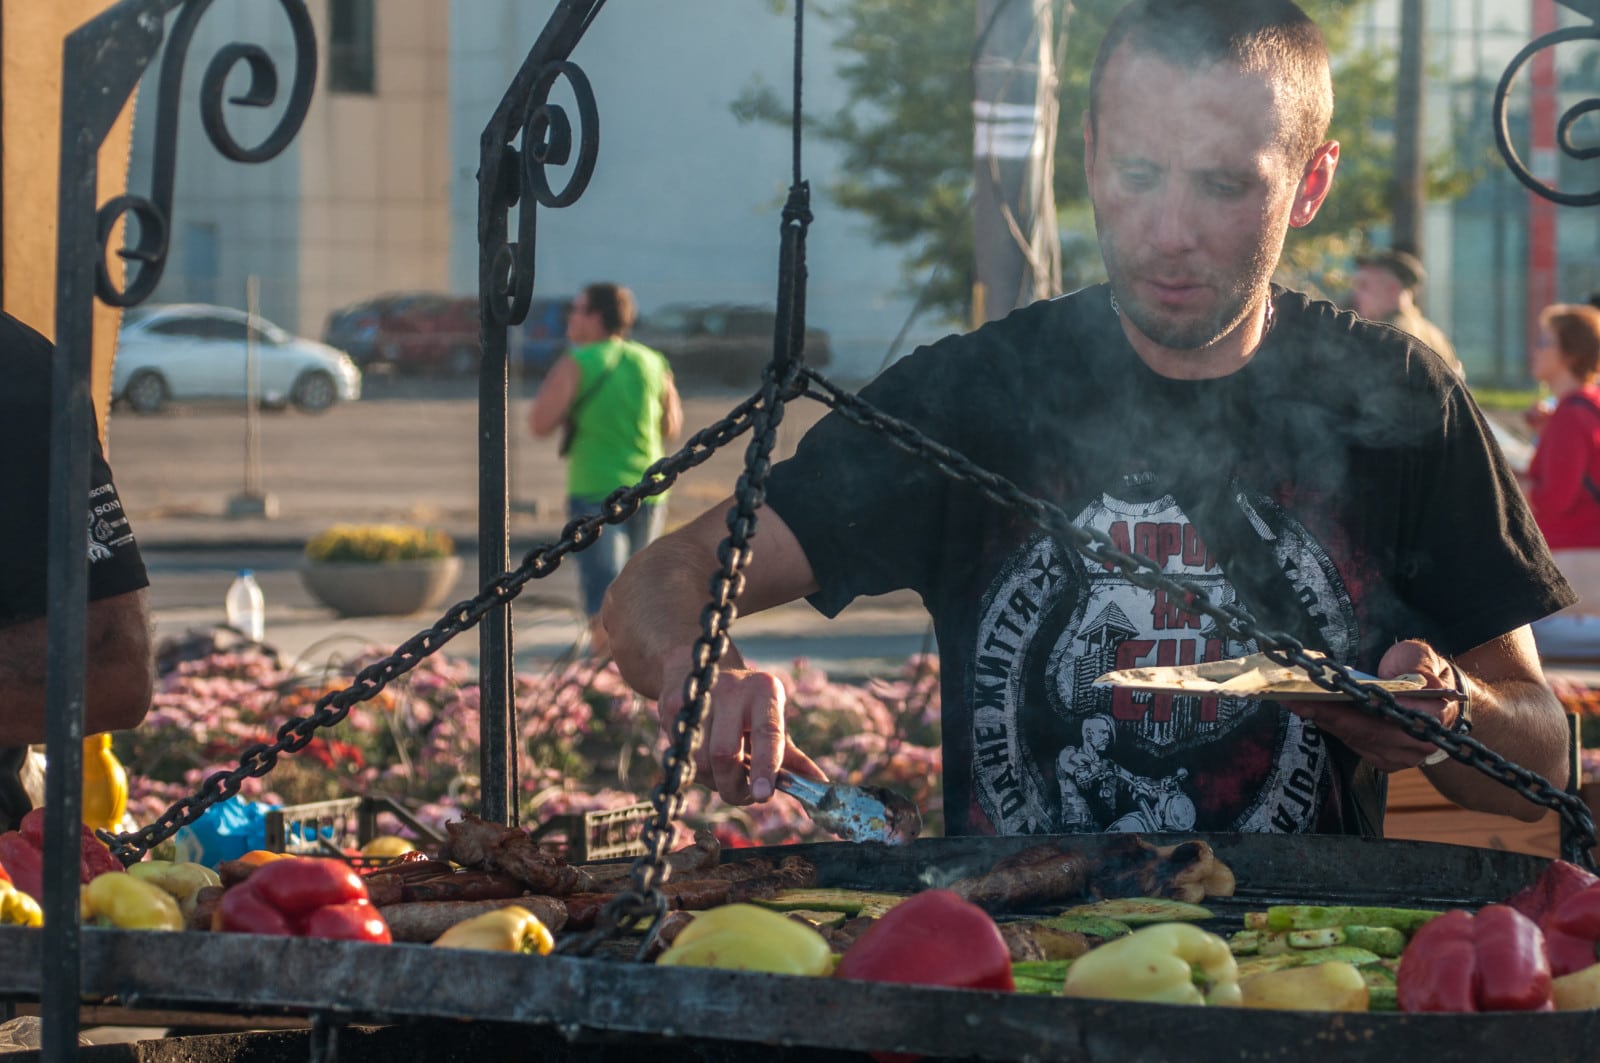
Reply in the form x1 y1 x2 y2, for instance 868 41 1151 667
528 355 579 437
1423 628 1569 821
0 588 154 745
1290 628 1568 821
602 499 821 803
660 373 683 442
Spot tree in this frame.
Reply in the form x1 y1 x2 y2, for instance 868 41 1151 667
734 0 1470 323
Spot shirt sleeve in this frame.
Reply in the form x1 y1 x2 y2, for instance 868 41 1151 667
0 328 149 627
1398 376 1573 655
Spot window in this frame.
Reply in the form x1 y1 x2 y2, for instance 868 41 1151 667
148 318 213 339
329 0 375 94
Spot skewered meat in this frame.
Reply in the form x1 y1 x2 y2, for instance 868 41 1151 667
559 855 820 929
948 845 1093 912
379 895 568 943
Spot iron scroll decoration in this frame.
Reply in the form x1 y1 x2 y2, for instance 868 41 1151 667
1493 2 1600 207
95 0 316 307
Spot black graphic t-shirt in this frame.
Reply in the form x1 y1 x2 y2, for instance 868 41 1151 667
0 311 148 627
764 285 1573 837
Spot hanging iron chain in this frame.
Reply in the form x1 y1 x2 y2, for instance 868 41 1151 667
798 368 1600 867
560 186 813 958
103 391 775 865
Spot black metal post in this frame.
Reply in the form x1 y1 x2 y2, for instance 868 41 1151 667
476 0 604 826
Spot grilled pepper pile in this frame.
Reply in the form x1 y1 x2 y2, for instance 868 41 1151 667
434 905 555 954
657 903 833 975
127 860 222 919
0 808 122 902
1061 923 1240 1006
81 872 184 931
216 856 390 943
1397 905 1552 1012
834 889 1013 991
1539 882 1600 978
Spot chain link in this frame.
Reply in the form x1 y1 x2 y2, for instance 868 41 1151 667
102 391 777 865
796 367 1598 867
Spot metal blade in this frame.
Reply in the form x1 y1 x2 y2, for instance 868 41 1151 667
776 772 922 845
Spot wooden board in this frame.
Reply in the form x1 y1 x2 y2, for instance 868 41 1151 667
1383 767 1560 857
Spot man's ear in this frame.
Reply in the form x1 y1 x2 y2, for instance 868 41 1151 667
1289 140 1340 229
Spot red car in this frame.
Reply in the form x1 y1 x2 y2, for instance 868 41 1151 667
324 292 479 375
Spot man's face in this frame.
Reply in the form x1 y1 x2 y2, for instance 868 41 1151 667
1350 266 1403 321
1085 47 1331 358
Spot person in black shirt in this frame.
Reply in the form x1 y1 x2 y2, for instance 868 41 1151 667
599 0 1572 834
0 310 152 825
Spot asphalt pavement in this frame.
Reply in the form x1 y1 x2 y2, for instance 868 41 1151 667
121 376 932 677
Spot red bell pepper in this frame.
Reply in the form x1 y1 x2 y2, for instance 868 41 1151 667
1397 905 1552 1013
1505 860 1599 925
1540 882 1600 977
217 856 391 944
0 807 122 901
834 889 1012 1063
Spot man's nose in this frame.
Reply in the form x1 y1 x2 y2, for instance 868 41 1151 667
1148 188 1200 254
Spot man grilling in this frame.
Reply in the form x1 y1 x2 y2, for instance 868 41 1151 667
601 0 1573 836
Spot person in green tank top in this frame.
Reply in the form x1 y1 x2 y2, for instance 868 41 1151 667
529 283 682 654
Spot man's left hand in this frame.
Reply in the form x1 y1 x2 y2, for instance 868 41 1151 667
1285 640 1463 773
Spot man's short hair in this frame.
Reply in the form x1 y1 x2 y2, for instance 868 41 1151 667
582 282 637 336
1356 248 1427 292
1541 303 1600 382
1088 0 1334 169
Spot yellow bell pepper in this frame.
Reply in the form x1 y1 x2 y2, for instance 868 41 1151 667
128 860 223 917
81 871 184 931
81 733 129 833
360 835 416 858
1552 962 1600 1010
656 903 833 976
1237 961 1369 1011
0 881 42 927
433 905 555 954
1061 923 1241 1006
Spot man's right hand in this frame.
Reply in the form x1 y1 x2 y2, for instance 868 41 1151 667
654 649 826 806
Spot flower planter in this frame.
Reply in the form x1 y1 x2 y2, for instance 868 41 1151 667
299 556 462 617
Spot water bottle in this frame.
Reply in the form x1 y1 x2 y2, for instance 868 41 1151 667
225 569 266 641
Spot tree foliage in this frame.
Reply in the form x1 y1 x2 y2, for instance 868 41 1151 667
735 0 1470 322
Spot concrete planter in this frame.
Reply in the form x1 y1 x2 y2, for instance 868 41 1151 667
299 556 462 618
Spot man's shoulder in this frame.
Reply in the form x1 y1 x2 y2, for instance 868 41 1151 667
0 312 52 403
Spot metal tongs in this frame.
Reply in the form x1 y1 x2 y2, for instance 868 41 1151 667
775 771 922 845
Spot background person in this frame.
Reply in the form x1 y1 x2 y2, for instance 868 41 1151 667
1523 304 1600 659
601 0 1572 836
1350 248 1464 378
529 283 682 655
0 310 153 829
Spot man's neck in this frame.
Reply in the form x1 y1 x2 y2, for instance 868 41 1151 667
1119 295 1274 381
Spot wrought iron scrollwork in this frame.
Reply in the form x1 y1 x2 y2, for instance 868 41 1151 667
1494 4 1600 207
482 51 600 328
96 0 316 306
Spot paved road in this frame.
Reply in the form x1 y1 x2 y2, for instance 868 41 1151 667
117 376 931 674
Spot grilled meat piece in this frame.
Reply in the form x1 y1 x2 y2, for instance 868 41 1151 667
1091 836 1234 903
402 870 527 904
998 921 1093 963
443 813 593 895
643 910 698 959
582 829 721 888
949 845 1093 912
727 854 817 902
186 885 224 932
363 858 457 907
822 915 877 954
379 895 568 944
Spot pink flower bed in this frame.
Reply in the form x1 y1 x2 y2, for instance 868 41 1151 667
120 647 943 848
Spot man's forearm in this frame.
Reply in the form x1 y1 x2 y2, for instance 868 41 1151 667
603 533 730 700
1425 675 1570 821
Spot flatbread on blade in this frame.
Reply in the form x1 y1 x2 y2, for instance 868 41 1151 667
1093 651 1448 702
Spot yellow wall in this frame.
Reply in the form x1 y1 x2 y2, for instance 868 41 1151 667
3 0 137 439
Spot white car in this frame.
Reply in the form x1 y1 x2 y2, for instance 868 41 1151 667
113 303 363 414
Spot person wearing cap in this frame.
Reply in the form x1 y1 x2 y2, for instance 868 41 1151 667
1351 248 1464 378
